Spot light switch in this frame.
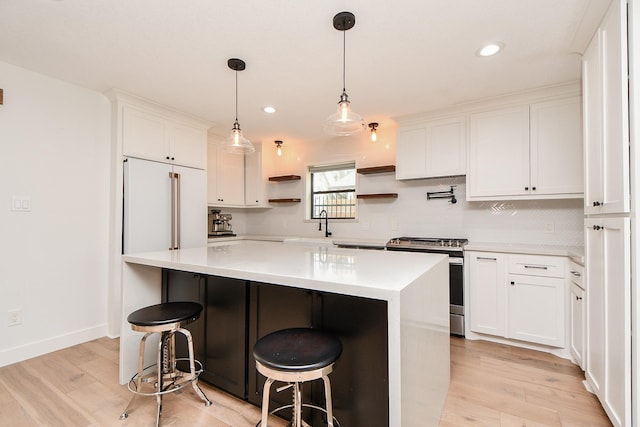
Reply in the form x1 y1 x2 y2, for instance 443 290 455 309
11 196 31 212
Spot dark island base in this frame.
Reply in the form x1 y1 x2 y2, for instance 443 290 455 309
163 269 389 427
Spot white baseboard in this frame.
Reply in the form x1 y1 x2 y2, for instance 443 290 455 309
0 324 108 367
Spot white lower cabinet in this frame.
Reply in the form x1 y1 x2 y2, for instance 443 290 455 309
468 251 566 348
468 252 507 337
569 281 585 369
507 273 565 347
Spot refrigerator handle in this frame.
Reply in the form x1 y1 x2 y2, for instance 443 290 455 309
169 172 176 250
175 172 181 249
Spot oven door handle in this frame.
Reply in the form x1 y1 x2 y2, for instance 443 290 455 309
449 257 464 265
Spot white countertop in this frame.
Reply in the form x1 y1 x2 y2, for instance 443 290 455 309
465 241 584 264
124 240 445 301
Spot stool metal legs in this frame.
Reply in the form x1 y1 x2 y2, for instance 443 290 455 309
120 327 211 426
256 362 339 427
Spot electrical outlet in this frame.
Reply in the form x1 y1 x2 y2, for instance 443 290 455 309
8 309 22 327
544 221 555 233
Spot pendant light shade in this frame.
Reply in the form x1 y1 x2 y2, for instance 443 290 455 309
324 11 365 136
222 58 255 154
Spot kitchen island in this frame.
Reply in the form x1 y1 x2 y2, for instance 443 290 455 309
120 240 449 426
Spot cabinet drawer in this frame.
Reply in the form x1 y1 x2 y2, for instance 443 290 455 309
508 255 565 278
568 261 584 290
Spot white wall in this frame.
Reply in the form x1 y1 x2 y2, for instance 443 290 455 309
246 125 584 247
0 61 111 366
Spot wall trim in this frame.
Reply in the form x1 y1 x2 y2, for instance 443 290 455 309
0 324 108 367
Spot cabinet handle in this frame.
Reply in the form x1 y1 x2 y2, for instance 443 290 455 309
593 225 602 231
576 295 583 301
476 256 497 261
166 156 170 160
171 157 175 161
510 281 515 286
525 186 529 191
524 265 548 270
593 201 601 206
532 186 536 191
570 271 581 277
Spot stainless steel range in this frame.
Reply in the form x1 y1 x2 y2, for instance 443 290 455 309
386 237 468 336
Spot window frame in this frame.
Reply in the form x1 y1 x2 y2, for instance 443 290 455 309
308 161 357 220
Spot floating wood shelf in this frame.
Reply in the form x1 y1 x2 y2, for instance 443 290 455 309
356 193 398 199
356 165 396 175
268 198 302 203
268 175 301 182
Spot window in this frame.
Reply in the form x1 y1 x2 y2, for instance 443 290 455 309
309 162 356 219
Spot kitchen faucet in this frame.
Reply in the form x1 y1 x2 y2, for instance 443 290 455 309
318 209 332 238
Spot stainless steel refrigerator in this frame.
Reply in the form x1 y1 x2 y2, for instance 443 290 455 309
123 157 206 254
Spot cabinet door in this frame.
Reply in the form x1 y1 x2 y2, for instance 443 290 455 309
426 117 466 177
467 106 530 198
396 117 466 180
319 293 388 427
247 283 314 411
206 139 246 206
507 274 565 347
204 276 247 399
585 217 631 426
244 143 264 206
167 122 206 169
163 271 206 365
600 0 629 215
468 252 507 337
122 106 169 163
583 29 604 214
395 127 428 179
570 282 585 369
530 97 583 196
583 0 630 215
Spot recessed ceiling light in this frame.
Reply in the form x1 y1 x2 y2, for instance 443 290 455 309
477 42 504 57
263 106 276 114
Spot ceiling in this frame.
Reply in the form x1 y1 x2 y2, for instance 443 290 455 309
0 0 611 145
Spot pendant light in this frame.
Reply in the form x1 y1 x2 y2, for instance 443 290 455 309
368 122 379 142
324 11 365 136
274 140 283 156
222 58 255 154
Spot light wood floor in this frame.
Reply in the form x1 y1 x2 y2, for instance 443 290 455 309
0 336 611 426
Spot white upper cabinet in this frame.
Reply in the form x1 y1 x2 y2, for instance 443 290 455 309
122 105 207 169
207 138 245 207
396 116 466 179
583 0 630 215
467 106 530 198
467 96 583 201
530 97 583 195
244 142 266 207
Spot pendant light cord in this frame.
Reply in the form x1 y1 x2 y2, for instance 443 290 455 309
342 29 346 92
235 70 239 122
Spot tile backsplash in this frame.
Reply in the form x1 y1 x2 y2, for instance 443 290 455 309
240 176 584 247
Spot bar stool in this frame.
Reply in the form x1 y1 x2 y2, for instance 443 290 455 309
253 328 342 427
120 302 211 426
